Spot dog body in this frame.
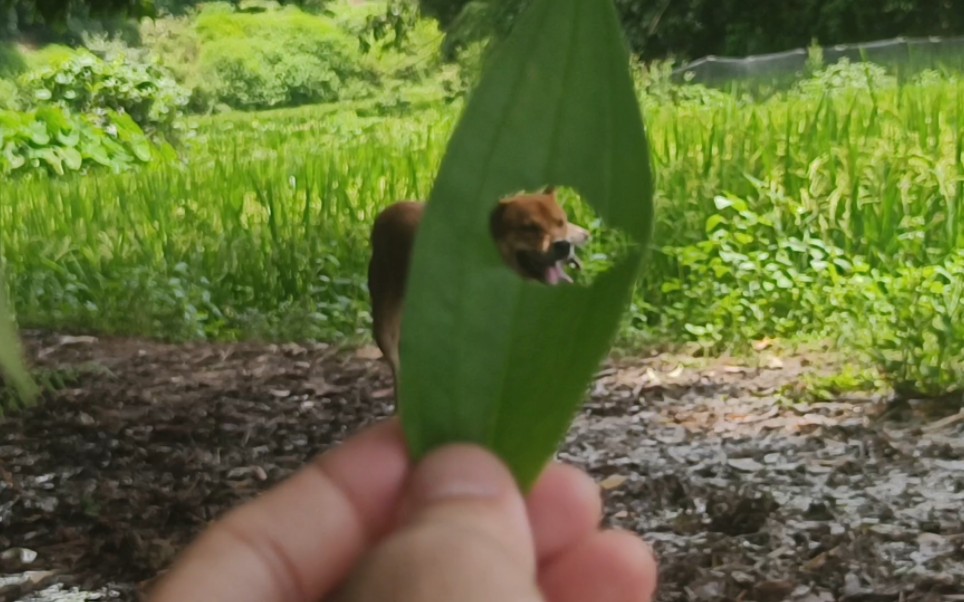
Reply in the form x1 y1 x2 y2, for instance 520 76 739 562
367 189 590 398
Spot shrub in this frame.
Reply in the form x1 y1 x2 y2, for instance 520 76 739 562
0 42 27 79
21 44 80 71
0 79 19 110
793 59 897 97
200 39 288 109
645 195 859 352
139 14 209 110
845 252 964 401
19 50 188 135
633 58 733 107
0 105 165 176
195 6 376 110
332 1 444 76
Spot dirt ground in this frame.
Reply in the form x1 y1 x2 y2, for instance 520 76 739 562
1 331 963 601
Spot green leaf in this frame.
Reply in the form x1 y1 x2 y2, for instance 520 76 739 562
398 0 653 488
130 138 152 162
685 323 707 336
32 147 65 175
57 129 81 148
26 121 50 146
83 142 113 167
3 145 25 170
705 214 726 233
713 195 734 210
61 146 83 171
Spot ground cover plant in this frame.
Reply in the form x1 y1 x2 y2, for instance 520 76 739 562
0 105 165 176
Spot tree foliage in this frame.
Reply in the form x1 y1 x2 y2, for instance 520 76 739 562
418 0 964 61
0 0 155 37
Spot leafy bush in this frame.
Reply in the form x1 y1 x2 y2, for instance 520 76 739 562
22 45 83 71
332 1 444 76
633 58 733 107
195 5 376 110
19 50 188 135
139 14 209 110
0 106 165 176
793 59 896 97
138 2 450 112
0 79 19 110
845 253 964 401
0 42 27 79
646 195 859 351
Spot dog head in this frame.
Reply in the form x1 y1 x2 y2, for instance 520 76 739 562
489 187 591 285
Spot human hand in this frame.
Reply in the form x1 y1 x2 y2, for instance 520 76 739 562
148 419 658 602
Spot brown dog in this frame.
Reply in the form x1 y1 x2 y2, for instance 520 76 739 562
367 187 590 399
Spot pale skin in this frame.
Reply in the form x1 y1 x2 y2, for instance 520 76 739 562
148 419 658 602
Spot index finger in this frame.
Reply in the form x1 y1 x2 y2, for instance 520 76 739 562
148 419 411 602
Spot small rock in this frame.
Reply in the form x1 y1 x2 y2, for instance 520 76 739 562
58 335 98 346
730 570 755 585
600 475 629 490
354 345 383 360
763 355 784 370
841 573 867 598
728 458 765 472
1 547 38 564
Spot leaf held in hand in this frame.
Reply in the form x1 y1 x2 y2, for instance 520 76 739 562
397 0 654 489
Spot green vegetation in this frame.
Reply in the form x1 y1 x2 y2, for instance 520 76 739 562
1 0 963 409
140 2 447 112
1 105 449 341
418 0 964 61
19 50 188 134
0 0 154 37
191 6 373 109
0 105 165 175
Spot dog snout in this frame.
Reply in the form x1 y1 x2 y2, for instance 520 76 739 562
551 239 572 260
566 224 590 246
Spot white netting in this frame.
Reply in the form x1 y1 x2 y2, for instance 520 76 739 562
671 35 964 86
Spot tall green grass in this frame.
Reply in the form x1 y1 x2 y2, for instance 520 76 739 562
1 71 962 352
630 76 964 345
1 105 451 341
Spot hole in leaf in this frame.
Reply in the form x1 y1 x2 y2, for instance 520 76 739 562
488 185 620 288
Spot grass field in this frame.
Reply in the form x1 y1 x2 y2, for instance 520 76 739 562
2 67 963 395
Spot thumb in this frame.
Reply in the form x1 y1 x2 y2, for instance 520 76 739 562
333 444 543 602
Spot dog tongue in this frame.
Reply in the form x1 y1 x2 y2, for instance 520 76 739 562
545 262 573 286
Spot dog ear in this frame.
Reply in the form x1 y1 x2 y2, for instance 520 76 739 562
543 185 556 195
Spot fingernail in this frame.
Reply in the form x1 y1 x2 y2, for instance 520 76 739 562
408 444 514 504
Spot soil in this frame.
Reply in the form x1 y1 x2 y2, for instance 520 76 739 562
1 331 963 601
